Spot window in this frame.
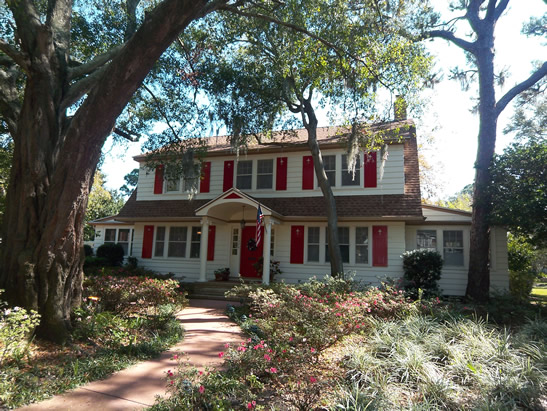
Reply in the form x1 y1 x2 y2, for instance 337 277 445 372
417 230 437 251
183 175 199 192
155 226 166 257
232 228 239 256
326 227 349 263
443 230 464 266
104 229 116 243
307 227 320 262
190 227 201 258
166 177 181 192
168 227 187 257
342 154 360 186
118 229 130 255
236 160 252 189
323 155 336 186
257 159 273 189
355 227 368 264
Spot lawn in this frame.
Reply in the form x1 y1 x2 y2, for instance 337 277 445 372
152 277 547 410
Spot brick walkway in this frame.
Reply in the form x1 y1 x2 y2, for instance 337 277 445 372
18 300 243 411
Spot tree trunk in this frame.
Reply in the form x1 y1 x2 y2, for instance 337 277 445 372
0 0 214 342
466 27 497 302
302 101 344 276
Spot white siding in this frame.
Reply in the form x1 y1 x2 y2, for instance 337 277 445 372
422 207 471 222
136 145 405 201
490 226 509 292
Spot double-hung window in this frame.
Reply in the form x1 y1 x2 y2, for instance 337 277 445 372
443 230 464 266
417 230 437 251
323 155 336 186
257 159 273 189
326 227 349 263
355 227 369 264
342 154 361 186
104 229 116 244
236 160 253 190
117 229 130 255
168 227 187 258
307 227 320 262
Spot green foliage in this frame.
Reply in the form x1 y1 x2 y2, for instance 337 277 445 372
438 183 473 211
119 168 139 197
83 244 93 257
96 243 125 266
83 275 187 315
490 138 547 247
84 172 125 241
0 138 12 229
402 249 444 298
336 313 546 410
0 291 41 367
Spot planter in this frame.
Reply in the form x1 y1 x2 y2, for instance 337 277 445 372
214 268 230 281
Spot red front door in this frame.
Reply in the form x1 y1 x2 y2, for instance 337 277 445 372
240 226 263 278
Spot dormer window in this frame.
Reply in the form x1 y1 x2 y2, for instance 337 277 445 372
236 160 252 189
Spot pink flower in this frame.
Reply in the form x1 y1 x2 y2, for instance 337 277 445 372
269 367 277 373
199 371 203 375
199 385 205 394
310 348 316 353
224 343 230 348
170 380 174 385
264 354 271 361
289 337 293 342
167 370 174 377
237 346 247 352
172 354 178 360
218 352 224 358
309 376 317 383
247 400 257 409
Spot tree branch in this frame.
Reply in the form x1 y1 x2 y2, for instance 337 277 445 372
492 0 510 22
68 46 123 80
426 30 477 54
113 127 139 142
218 4 391 90
496 61 547 116
124 0 141 41
0 39 30 70
61 65 108 111
465 0 483 32
46 0 72 55
141 84 180 141
0 68 22 137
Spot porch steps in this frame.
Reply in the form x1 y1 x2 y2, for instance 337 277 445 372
186 279 262 301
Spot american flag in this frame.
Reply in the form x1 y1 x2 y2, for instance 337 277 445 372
256 204 264 246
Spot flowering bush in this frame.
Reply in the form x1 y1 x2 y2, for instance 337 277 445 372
84 276 187 314
0 291 40 366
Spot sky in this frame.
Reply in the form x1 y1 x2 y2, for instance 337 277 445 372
101 0 546 200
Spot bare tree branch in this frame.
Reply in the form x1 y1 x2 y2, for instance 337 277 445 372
496 61 547 116
426 30 477 54
125 0 141 41
141 84 180 141
61 65 108 111
113 127 139 142
68 46 123 80
0 39 30 70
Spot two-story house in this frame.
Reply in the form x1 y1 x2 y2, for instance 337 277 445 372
91 118 509 296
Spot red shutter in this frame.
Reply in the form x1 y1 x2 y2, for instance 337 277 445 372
302 156 314 190
276 157 288 190
153 165 164 194
142 225 154 259
200 161 211 193
223 160 234 191
207 226 216 261
290 225 305 264
372 225 388 267
364 152 377 188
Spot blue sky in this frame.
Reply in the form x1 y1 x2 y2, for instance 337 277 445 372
101 1 546 199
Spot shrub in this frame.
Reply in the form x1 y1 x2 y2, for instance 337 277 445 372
0 291 40 366
83 244 94 257
83 275 187 314
84 256 108 269
96 243 125 266
402 249 443 298
509 269 536 301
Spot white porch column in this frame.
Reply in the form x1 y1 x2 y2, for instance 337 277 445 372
262 216 272 285
199 218 209 282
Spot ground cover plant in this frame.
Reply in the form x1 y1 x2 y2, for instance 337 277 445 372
0 270 187 409
152 277 546 410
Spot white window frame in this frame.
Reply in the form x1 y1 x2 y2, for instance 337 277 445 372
152 224 202 259
443 230 464 266
307 226 321 263
417 229 437 251
257 159 274 190
236 160 253 190
342 154 361 186
355 226 369 264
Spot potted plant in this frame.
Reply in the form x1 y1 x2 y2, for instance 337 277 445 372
253 258 282 282
214 267 230 281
